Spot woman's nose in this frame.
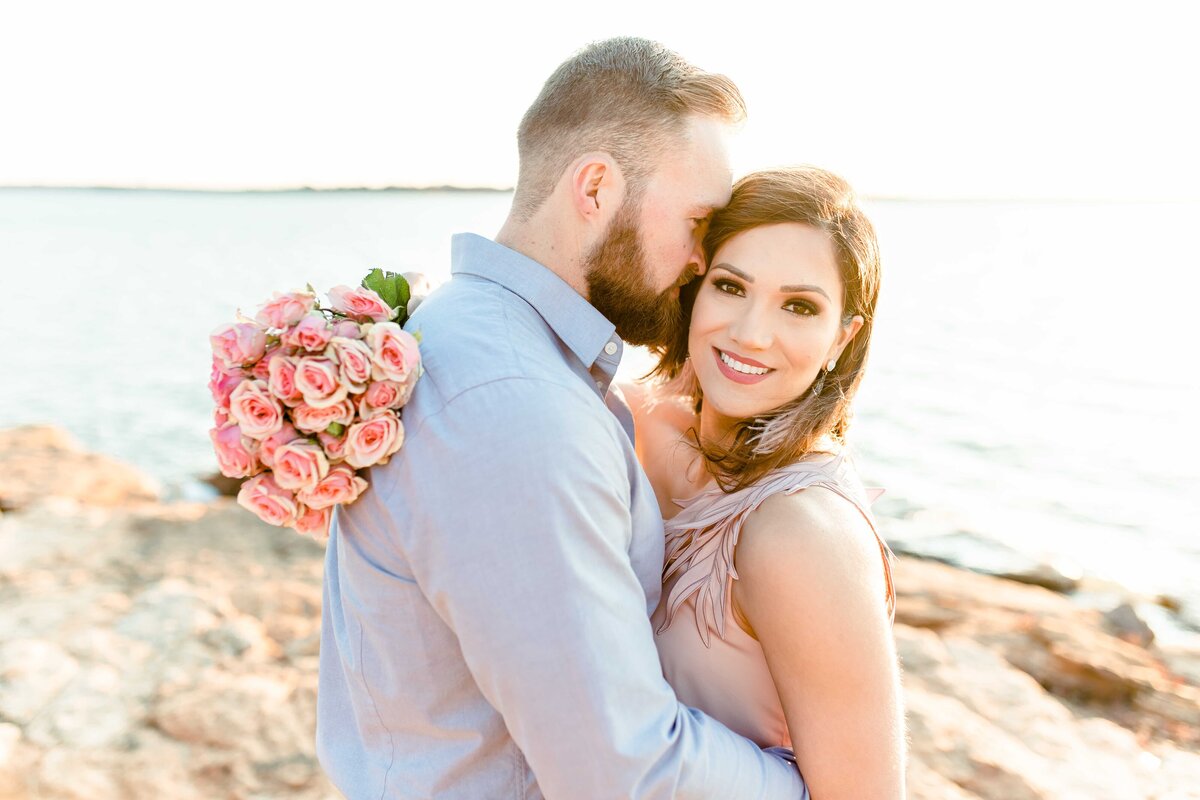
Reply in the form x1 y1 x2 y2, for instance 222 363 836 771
728 306 772 350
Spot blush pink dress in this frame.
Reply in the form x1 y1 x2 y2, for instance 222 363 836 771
651 452 895 749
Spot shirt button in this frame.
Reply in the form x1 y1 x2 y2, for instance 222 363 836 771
604 341 618 356
595 380 604 391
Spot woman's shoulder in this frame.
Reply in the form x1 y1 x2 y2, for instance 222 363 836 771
746 481 874 542
733 461 895 624
738 465 881 575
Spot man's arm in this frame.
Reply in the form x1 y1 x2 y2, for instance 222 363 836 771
391 377 806 799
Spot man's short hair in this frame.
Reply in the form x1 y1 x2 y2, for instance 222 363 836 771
512 37 746 220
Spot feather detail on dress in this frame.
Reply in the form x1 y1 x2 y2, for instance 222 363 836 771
657 452 895 646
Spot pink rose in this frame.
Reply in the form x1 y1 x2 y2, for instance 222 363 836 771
267 355 303 406
255 290 316 329
259 422 303 469
329 285 395 323
281 313 334 353
211 322 267 368
331 319 363 339
343 411 404 468
237 473 300 527
297 464 367 510
210 424 262 479
228 379 284 440
294 356 349 408
251 343 282 382
214 406 232 429
329 337 373 393
366 322 421 383
293 505 331 539
358 378 414 418
316 429 349 462
208 359 245 409
272 441 330 492
291 399 356 434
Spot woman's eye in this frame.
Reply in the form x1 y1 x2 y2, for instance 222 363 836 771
712 278 743 296
785 300 818 316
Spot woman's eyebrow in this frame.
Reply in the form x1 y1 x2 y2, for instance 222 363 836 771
780 283 830 300
711 263 752 281
712 263 831 300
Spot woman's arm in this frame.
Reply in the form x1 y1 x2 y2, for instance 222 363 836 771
732 487 906 799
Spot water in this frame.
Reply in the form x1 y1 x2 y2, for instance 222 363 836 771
2 188 1197 628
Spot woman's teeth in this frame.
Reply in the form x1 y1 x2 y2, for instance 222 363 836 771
719 351 769 375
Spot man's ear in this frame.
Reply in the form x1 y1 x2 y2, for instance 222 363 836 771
570 153 624 224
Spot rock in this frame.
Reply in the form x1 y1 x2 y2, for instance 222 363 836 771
25 664 136 749
897 624 1192 798
0 639 80 725
895 556 1200 749
1163 647 1200 686
0 425 159 511
1157 594 1185 613
202 614 280 661
34 748 122 799
893 530 1081 592
199 471 241 497
151 666 322 795
0 722 25 797
1104 602 1156 647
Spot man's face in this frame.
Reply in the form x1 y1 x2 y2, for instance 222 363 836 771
585 116 733 347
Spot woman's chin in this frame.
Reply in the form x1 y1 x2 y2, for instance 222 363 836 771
699 391 772 428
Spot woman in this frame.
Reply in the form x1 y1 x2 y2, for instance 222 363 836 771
624 166 905 798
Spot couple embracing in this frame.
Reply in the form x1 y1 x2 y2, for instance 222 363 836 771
317 37 904 799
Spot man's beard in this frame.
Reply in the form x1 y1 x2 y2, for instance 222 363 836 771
584 203 691 347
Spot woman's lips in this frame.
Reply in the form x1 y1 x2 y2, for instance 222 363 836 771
713 347 773 385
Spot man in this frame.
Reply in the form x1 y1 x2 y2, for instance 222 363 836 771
317 38 807 798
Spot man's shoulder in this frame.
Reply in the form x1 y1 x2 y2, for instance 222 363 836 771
404 277 577 402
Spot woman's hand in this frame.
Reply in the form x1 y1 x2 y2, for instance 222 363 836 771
733 487 906 799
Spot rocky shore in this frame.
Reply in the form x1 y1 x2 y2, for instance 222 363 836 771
1 426 1198 799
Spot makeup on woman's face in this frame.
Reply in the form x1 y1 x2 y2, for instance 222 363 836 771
687 222 855 436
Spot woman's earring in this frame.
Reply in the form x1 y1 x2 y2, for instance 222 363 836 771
812 359 836 396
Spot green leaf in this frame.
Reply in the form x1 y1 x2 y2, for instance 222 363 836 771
361 268 391 305
360 269 412 322
393 275 411 314
325 422 345 437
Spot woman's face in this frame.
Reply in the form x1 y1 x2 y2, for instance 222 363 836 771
688 222 863 439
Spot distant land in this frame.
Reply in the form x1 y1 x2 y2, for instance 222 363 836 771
1 185 1197 205
0 184 515 194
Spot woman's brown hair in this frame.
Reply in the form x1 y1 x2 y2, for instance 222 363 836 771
649 166 882 492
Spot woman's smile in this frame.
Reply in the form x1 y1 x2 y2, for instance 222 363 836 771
713 347 774 384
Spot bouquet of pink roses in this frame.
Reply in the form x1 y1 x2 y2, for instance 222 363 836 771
209 269 421 539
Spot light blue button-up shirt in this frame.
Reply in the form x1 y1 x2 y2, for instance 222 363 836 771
317 233 806 799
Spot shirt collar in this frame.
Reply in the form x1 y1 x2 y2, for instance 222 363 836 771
450 233 622 374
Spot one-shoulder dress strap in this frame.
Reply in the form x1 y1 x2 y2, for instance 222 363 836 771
658 453 895 646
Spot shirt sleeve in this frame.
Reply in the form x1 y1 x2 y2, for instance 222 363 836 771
390 377 807 799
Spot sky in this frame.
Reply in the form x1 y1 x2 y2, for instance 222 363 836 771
1 0 1196 200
